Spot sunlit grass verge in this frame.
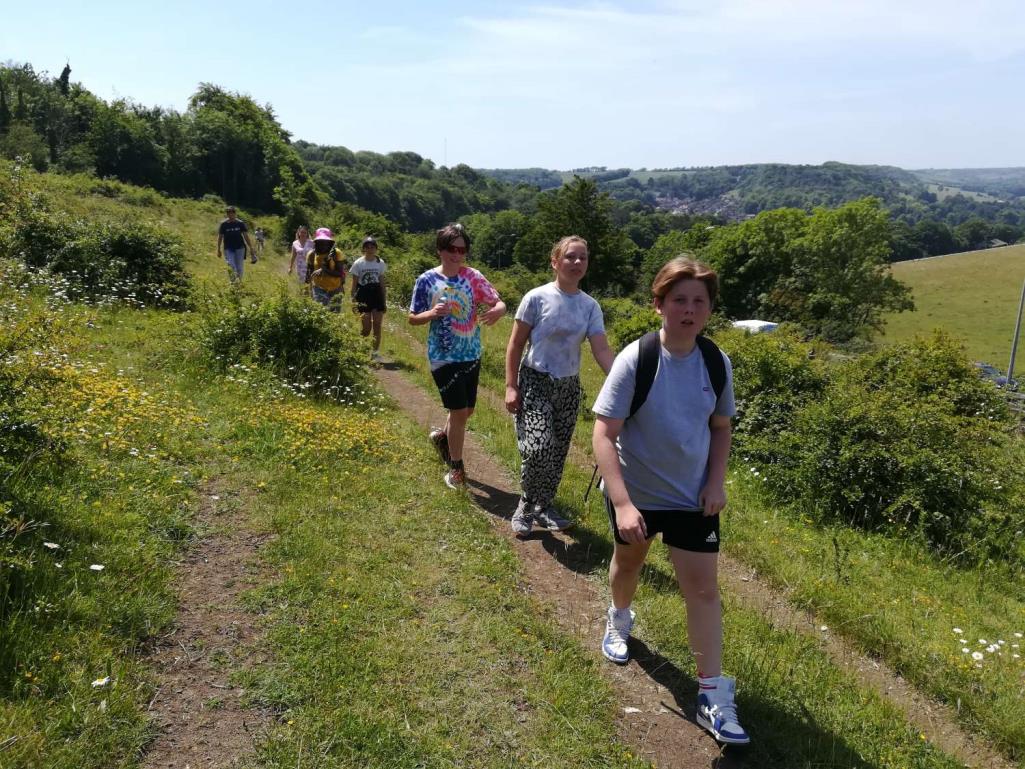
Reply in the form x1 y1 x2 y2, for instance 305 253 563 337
383 314 987 768
0 280 206 769
203 373 650 767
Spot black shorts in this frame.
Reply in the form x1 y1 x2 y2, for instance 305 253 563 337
355 284 386 314
431 359 481 411
605 494 720 553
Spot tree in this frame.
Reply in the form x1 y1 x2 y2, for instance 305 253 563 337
513 177 638 294
0 78 10 132
0 122 49 170
57 63 71 96
703 198 913 342
913 219 959 256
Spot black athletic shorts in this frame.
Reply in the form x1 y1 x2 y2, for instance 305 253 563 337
605 494 720 553
355 284 386 314
431 359 481 411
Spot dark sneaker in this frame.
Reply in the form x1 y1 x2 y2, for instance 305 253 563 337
511 498 534 537
534 505 573 532
429 428 450 464
696 676 750 745
444 467 466 490
601 606 635 664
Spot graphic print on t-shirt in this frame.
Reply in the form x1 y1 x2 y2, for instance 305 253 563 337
411 267 499 363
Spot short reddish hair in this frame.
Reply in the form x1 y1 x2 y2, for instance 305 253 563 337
651 256 718 305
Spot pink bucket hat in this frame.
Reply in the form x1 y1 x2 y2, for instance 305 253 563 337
313 227 335 241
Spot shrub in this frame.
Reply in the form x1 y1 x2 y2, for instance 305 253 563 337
601 297 659 351
486 264 549 313
744 332 1023 561
198 286 371 398
5 209 190 308
721 326 827 459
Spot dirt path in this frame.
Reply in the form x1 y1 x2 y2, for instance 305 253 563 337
376 317 1012 769
141 482 272 769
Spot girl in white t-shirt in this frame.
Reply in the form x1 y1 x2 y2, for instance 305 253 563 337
288 226 315 285
504 236 614 536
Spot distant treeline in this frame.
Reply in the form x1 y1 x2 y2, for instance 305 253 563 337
481 162 1025 258
0 62 538 232
293 142 537 232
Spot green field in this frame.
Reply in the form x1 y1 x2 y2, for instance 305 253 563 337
883 244 1025 366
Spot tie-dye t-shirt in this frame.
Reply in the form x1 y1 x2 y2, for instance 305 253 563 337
411 266 501 368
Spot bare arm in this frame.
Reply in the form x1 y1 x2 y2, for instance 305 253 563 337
504 319 532 413
408 302 449 326
592 415 647 543
480 299 506 326
216 233 223 256
588 333 615 374
699 414 732 516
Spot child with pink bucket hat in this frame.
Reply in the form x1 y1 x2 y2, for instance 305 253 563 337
307 227 348 312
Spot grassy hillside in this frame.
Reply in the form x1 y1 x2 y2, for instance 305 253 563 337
5 163 1025 768
883 244 1025 365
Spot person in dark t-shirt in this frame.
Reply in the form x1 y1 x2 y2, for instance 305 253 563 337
217 206 257 280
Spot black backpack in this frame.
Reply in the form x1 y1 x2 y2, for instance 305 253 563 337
585 331 727 501
628 331 726 418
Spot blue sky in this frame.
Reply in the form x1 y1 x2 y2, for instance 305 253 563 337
3 0 1024 170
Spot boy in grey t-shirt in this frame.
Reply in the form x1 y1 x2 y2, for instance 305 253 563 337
592 256 750 747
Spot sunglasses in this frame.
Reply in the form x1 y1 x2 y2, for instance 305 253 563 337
444 245 468 255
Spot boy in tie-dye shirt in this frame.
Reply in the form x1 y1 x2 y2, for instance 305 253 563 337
409 223 505 489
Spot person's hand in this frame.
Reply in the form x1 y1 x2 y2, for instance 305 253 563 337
288 266 293 274
312 269 323 278
505 385 521 414
432 301 450 319
480 305 504 326
615 502 648 544
699 482 727 517
217 250 222 259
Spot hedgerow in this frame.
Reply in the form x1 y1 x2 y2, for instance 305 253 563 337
726 329 1024 562
5 210 191 308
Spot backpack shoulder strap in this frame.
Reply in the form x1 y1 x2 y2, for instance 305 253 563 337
696 335 727 401
628 331 661 419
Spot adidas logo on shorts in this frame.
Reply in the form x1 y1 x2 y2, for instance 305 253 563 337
705 531 718 544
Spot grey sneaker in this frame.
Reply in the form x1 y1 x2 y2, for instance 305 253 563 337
429 428 450 464
511 498 534 537
534 505 573 532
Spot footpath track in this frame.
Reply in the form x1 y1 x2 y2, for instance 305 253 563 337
142 480 272 769
380 315 1012 769
372 360 733 768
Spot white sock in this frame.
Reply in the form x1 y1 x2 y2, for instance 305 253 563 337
698 673 719 695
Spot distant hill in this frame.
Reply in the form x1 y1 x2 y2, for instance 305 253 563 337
910 167 1025 200
478 163 1025 252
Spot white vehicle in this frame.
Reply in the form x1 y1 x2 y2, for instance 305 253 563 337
732 319 778 334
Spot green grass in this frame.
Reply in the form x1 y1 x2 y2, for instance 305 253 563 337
883 244 1025 366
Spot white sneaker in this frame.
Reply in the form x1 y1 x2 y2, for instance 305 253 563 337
601 606 635 664
696 676 750 745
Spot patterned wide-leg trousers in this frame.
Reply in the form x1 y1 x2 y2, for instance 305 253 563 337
515 365 581 508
